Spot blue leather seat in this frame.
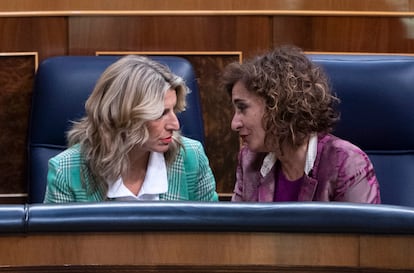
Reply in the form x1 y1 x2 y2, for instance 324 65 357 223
27 55 205 203
0 202 411 234
0 205 26 233
26 202 414 234
309 54 414 207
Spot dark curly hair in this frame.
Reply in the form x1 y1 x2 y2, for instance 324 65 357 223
221 45 340 151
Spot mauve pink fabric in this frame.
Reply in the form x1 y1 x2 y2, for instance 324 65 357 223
231 134 381 203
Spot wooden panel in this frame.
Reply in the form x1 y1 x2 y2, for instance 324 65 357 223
2 232 413 272
0 17 66 203
273 16 414 53
273 16 313 50
310 16 414 53
0 53 36 200
0 231 414 273
1 232 359 266
0 265 412 273
0 17 67 61
360 235 414 269
68 16 271 58
0 0 412 13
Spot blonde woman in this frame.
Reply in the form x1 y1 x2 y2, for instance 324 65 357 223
44 55 218 202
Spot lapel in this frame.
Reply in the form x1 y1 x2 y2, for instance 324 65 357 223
256 159 319 202
257 170 277 202
80 163 106 201
298 175 318 201
160 152 188 200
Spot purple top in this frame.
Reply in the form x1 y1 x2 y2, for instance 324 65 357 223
274 171 304 201
232 134 381 203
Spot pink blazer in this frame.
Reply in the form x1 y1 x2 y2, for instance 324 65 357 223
232 134 381 203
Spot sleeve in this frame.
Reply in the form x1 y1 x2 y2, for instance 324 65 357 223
44 158 75 203
334 148 381 204
183 139 218 201
231 148 245 202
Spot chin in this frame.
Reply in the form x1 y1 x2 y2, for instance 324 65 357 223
155 145 170 153
247 144 266 153
246 145 259 152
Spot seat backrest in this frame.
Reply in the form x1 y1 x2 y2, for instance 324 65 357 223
27 55 205 203
308 54 414 207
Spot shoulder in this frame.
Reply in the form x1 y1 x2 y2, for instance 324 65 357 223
180 136 203 150
179 136 206 159
173 136 209 170
49 144 84 167
318 134 366 157
316 133 372 169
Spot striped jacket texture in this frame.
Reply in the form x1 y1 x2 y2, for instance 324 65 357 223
44 137 218 203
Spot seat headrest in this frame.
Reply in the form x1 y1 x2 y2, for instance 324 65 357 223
309 54 414 151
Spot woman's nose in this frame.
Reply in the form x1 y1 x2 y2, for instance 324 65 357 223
166 112 180 131
231 113 242 131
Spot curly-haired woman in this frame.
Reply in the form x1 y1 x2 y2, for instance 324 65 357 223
221 45 380 203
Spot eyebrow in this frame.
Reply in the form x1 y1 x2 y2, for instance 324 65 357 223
232 98 246 104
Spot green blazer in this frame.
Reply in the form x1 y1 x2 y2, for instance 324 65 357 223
44 137 218 203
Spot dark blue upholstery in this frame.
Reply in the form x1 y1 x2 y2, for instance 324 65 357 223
0 203 412 234
308 54 414 207
27 56 205 203
0 205 26 233
25 202 414 234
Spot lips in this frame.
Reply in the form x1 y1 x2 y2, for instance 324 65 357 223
161 136 173 144
240 135 248 144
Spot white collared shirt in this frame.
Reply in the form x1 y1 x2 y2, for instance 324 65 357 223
260 133 318 177
106 152 168 201
304 134 317 175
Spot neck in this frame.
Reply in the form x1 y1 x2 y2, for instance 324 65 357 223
278 139 309 181
122 149 150 195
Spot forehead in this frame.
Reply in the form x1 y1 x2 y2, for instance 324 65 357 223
164 88 177 104
231 81 262 103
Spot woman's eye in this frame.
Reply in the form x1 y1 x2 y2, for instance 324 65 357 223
237 104 247 112
156 110 169 120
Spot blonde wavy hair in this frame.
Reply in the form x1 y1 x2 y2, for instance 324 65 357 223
67 55 188 190
221 45 340 152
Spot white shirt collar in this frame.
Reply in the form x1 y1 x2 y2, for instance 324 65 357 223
260 152 277 177
106 152 168 201
260 133 317 177
304 134 317 175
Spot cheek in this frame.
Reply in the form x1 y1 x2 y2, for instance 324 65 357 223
147 121 163 136
251 114 266 138
255 107 266 130
249 111 263 129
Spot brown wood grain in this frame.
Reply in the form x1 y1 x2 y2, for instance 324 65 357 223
0 232 413 272
0 265 412 273
68 16 271 56
360 235 414 269
273 16 414 53
0 0 413 13
1 232 359 266
0 17 67 60
0 54 35 197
